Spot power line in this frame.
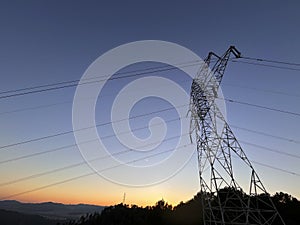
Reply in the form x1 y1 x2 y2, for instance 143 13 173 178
231 155 300 177
251 160 300 177
222 83 300 99
0 60 202 96
241 56 300 67
0 56 298 118
0 100 74 116
0 117 181 164
230 124 300 144
1 55 300 100
2 54 300 97
0 77 191 116
239 140 300 159
2 95 300 151
0 103 188 150
0 61 201 100
2 113 300 166
2 133 299 188
1 53 300 201
0 132 190 187
2 119 299 187
0 142 83 164
1 115 299 188
0 143 193 200
1 110 299 197
223 97 300 117
232 60 300 72
1 78 300 117
2 145 299 200
0 172 96 200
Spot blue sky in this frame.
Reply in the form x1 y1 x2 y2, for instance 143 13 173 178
0 1 300 206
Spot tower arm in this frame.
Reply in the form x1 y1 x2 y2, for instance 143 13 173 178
208 45 241 87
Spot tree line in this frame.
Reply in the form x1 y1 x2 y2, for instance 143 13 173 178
59 190 300 225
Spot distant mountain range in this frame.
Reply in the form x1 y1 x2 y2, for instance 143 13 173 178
0 200 104 221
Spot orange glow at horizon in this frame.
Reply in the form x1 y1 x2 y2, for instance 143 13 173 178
0 159 201 207
0 178 198 207
10 188 192 206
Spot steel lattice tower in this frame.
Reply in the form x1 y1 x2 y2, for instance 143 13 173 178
189 46 285 225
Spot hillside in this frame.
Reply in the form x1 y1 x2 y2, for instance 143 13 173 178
60 191 300 225
0 209 59 225
0 200 104 220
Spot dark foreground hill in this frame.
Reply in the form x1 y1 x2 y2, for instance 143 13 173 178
60 191 300 225
0 208 59 225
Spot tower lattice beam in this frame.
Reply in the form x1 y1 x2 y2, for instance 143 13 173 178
189 46 285 225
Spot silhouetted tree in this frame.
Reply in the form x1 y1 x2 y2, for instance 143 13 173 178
61 190 300 225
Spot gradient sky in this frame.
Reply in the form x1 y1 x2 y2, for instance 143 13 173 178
0 1 300 207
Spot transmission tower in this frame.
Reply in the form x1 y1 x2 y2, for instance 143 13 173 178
189 46 285 225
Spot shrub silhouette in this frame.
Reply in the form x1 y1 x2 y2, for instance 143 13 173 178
60 189 300 225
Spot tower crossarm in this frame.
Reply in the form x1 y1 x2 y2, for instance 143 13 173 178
189 46 240 142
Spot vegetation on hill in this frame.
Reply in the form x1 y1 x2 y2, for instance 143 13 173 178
60 191 300 225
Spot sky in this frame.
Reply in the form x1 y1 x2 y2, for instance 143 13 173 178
0 0 300 207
